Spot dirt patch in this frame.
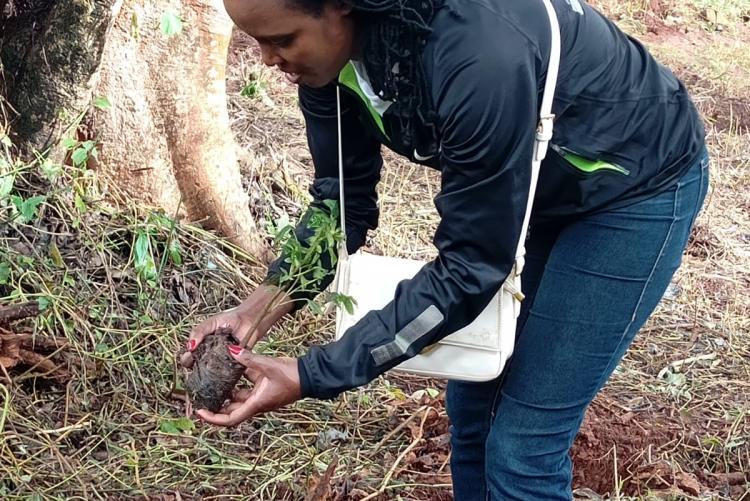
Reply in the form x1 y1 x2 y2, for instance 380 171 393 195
571 397 709 498
686 222 724 259
679 71 750 133
184 330 245 412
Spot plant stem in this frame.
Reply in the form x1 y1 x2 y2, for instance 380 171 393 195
237 287 287 349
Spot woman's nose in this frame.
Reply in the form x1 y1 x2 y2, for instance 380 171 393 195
259 45 283 68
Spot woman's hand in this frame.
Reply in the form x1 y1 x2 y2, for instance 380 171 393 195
180 284 293 368
196 347 302 426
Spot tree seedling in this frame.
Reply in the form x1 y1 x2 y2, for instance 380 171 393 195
184 201 354 412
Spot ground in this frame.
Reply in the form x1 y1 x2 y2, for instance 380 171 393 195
0 0 749 500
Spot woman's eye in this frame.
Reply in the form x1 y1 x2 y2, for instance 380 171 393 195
270 36 293 48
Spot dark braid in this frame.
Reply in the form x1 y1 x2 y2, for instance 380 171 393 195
291 0 444 148
353 0 442 147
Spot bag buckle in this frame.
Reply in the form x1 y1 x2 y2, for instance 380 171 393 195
534 114 555 161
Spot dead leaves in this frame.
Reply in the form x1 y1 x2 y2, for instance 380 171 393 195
0 300 74 381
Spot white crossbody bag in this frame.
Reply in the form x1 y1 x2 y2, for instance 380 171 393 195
333 0 561 381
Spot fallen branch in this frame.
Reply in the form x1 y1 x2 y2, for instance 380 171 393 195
0 301 40 326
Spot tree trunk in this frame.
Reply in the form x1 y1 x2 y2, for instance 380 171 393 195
2 0 122 158
1 0 268 258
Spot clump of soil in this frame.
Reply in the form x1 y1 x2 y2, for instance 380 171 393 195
184 329 246 412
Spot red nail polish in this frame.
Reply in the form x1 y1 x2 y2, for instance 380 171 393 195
228 344 242 355
187 340 197 352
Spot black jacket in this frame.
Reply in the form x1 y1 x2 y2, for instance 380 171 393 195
267 0 705 399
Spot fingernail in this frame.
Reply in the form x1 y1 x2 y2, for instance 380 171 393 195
187 340 197 352
228 344 242 356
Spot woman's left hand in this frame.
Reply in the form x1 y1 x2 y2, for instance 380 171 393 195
195 348 302 427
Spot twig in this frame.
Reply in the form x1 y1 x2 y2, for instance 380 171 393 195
657 353 718 378
370 405 428 454
361 407 435 501
0 383 9 435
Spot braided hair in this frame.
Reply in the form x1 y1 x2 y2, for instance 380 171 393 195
293 0 444 149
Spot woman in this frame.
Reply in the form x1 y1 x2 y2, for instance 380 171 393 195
184 0 709 498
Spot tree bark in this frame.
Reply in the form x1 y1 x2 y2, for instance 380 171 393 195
2 0 123 159
1 0 268 258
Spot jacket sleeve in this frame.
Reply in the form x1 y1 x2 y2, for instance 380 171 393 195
265 82 383 303
298 25 543 399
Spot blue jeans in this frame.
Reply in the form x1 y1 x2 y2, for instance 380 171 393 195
447 149 710 501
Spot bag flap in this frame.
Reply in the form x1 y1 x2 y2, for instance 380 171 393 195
336 253 504 350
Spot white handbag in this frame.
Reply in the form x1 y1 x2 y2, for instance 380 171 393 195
333 0 561 381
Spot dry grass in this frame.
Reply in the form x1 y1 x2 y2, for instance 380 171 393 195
0 1 748 500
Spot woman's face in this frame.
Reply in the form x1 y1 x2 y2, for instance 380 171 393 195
224 0 356 87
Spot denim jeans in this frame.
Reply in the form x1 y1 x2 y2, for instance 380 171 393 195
447 148 710 501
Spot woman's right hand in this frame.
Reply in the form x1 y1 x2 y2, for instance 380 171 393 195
180 284 293 368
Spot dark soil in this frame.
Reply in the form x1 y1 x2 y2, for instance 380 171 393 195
184 329 246 412
570 397 711 498
680 71 750 133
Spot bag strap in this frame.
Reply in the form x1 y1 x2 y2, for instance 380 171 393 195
336 86 347 260
515 0 561 264
336 0 560 266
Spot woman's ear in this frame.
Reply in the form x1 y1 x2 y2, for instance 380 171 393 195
331 0 354 16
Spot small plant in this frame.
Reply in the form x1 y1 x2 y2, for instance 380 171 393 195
131 211 183 287
133 229 158 284
240 73 275 107
0 141 47 225
160 11 183 37
240 80 263 99
184 201 354 412
248 200 354 347
10 194 46 224
62 137 99 168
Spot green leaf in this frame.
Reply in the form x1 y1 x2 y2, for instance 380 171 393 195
160 11 183 36
130 11 140 38
159 417 194 434
702 436 722 448
426 388 440 398
331 293 356 315
49 242 64 268
37 296 51 311
134 231 157 281
92 96 111 110
0 173 14 200
138 313 154 325
387 387 407 401
0 135 13 148
149 212 174 229
663 370 686 387
168 239 182 266
312 267 325 280
174 417 195 432
62 137 77 150
14 195 46 223
240 81 261 98
159 420 180 434
74 193 87 213
71 147 88 166
322 199 338 215
307 300 323 315
40 158 61 181
0 262 10 284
